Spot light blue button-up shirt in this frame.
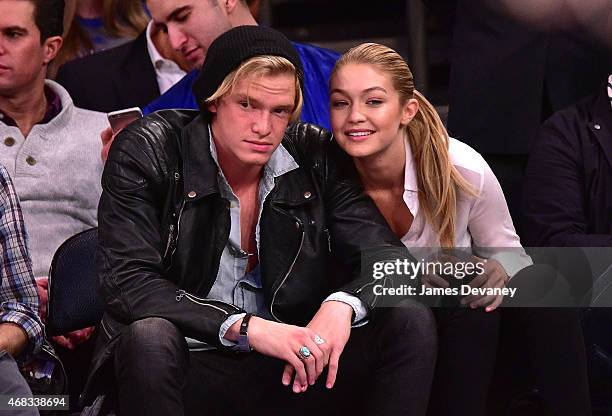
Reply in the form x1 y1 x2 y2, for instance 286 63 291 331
187 127 366 351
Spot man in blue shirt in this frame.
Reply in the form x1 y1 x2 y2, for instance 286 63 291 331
144 0 338 129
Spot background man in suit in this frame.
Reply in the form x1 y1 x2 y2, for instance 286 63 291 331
55 20 193 113
446 0 612 226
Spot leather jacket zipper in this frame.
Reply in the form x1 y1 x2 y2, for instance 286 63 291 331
270 219 305 322
100 318 112 339
164 198 185 267
355 276 389 308
163 224 175 258
175 289 231 315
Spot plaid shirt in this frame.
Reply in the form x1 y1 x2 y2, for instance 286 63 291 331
0 164 43 358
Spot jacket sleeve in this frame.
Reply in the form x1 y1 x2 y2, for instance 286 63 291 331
521 107 612 247
97 119 241 348
311 127 420 312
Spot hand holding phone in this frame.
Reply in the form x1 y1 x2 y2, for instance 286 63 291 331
107 107 143 134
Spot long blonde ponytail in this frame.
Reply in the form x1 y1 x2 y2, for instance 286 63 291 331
332 43 476 247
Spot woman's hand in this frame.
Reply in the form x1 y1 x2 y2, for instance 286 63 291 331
461 258 509 312
421 273 450 289
227 317 324 393
303 301 353 390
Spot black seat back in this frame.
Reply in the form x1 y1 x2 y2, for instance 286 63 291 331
47 228 103 336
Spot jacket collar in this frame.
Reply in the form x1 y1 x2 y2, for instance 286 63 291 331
591 80 612 170
208 124 298 181
180 116 301 202
181 115 220 200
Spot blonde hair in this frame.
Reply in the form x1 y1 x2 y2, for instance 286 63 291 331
206 55 303 123
331 43 476 247
54 0 148 69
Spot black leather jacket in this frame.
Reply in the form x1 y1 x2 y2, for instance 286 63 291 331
85 110 413 402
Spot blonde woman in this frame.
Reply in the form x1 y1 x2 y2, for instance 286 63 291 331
329 42 593 416
328 43 526 416
54 0 148 68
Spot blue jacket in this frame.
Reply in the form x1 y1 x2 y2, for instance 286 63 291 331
144 42 339 129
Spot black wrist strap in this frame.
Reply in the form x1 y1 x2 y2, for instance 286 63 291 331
240 313 254 336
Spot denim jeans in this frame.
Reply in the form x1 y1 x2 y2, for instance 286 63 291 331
0 350 39 416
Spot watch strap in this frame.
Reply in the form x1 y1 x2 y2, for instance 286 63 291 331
236 313 254 352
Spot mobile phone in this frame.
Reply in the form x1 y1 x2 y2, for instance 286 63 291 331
107 107 143 134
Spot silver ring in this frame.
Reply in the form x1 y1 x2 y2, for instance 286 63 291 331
298 346 311 360
314 334 325 345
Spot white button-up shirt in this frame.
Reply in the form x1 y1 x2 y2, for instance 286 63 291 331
145 21 187 95
400 137 531 277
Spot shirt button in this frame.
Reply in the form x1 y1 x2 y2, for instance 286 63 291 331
26 156 36 166
594 124 601 130
4 137 15 146
304 191 312 199
187 191 197 198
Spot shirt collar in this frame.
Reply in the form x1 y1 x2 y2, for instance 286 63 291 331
207 124 298 181
0 85 62 127
146 20 167 70
403 138 419 192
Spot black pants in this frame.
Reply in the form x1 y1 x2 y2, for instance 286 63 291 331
500 308 591 416
427 308 500 416
112 302 436 416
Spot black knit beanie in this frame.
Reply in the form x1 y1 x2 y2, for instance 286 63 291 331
193 25 304 118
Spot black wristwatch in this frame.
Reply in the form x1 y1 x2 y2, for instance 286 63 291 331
236 313 254 353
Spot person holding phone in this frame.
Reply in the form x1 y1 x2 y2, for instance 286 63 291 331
0 0 109 352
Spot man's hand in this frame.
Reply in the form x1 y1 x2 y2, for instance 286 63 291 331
303 301 353 390
0 323 28 357
101 126 118 162
35 277 48 322
226 317 324 393
461 258 509 312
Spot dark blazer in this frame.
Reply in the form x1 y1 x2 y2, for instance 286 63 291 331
55 31 159 113
447 0 612 155
521 81 612 246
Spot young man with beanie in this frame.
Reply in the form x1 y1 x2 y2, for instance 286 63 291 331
101 0 339 161
84 26 436 415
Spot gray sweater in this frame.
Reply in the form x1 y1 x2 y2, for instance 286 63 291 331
0 80 108 277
